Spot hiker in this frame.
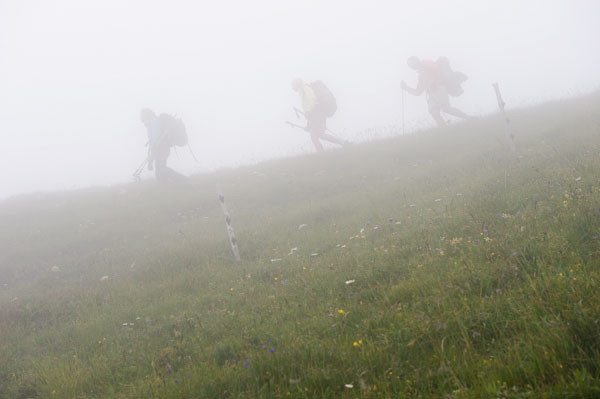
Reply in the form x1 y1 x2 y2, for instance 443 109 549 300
139 108 187 183
401 56 471 126
291 78 347 152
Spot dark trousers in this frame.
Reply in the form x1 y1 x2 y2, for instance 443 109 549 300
153 143 185 183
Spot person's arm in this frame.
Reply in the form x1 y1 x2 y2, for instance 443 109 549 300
401 75 426 96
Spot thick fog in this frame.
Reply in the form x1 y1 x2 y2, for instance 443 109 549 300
1 0 599 200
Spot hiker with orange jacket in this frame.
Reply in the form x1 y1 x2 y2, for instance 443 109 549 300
401 56 471 126
291 78 347 152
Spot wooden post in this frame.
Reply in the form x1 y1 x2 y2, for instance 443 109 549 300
493 83 516 154
217 185 241 261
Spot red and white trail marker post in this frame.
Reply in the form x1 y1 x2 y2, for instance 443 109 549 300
217 185 241 261
493 82 516 154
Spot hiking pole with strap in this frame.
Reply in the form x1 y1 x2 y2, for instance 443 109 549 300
285 121 308 131
291 107 339 135
132 133 167 181
294 107 305 119
132 157 149 182
187 142 200 163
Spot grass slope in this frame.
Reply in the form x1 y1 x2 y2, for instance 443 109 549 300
1 93 600 398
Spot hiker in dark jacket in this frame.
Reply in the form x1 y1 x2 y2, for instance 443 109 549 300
139 108 186 183
291 78 347 152
401 56 471 126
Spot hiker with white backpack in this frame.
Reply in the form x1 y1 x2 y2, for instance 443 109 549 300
138 108 188 183
401 56 471 126
290 78 348 152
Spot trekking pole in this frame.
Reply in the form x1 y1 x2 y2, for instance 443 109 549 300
293 107 305 119
493 83 516 154
217 184 241 261
133 132 168 181
291 108 339 135
187 143 200 163
285 121 307 131
132 157 148 182
286 120 341 138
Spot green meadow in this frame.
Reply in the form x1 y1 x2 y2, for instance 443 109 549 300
1 93 599 398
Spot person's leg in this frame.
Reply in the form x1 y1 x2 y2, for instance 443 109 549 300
441 105 471 119
307 112 327 152
153 145 170 183
154 144 185 183
163 166 186 181
427 93 446 126
310 132 324 152
320 132 345 145
428 88 452 126
429 106 446 126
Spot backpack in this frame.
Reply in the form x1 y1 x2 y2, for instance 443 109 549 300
158 114 188 147
310 80 337 117
435 57 468 97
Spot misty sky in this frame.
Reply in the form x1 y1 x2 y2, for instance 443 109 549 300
1 0 599 199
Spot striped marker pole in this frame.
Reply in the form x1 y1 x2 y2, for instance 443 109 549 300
217 185 241 261
493 83 516 154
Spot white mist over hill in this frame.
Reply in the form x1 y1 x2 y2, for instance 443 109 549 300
1 0 598 199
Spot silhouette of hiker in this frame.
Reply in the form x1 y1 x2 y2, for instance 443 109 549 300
401 56 471 126
139 108 187 183
291 78 347 152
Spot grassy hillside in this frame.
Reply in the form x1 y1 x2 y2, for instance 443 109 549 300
1 93 600 398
